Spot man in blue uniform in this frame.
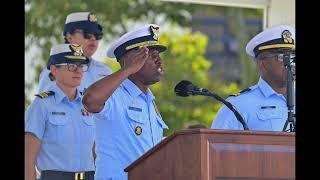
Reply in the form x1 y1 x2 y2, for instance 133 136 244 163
82 24 169 180
211 25 295 131
25 44 95 180
38 12 112 93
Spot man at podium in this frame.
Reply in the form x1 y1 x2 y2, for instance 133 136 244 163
211 25 295 131
82 24 169 180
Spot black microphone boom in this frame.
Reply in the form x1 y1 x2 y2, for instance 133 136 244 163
174 80 249 130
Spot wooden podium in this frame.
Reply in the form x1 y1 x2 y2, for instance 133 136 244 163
125 129 295 180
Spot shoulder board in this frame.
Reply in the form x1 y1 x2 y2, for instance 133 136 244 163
35 91 55 99
229 88 251 97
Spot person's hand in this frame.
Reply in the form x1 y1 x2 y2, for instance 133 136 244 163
123 47 149 74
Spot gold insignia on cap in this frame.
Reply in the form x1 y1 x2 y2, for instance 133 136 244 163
150 25 159 41
69 44 84 56
135 126 142 135
282 30 293 44
88 13 97 22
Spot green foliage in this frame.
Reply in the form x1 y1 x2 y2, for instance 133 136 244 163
151 32 240 136
104 59 121 72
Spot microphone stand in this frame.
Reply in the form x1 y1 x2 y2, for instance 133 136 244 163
190 89 249 130
282 53 296 132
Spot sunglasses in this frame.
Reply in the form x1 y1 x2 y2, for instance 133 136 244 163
73 30 103 40
55 63 89 72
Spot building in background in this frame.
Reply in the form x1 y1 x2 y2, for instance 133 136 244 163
191 6 262 82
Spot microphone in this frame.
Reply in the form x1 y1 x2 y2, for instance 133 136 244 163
174 80 208 97
282 53 296 132
174 80 249 130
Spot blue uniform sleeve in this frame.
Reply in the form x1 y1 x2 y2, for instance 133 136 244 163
91 90 117 121
38 68 54 93
25 98 47 140
211 103 244 130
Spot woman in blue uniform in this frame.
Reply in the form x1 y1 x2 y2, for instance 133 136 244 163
25 43 95 180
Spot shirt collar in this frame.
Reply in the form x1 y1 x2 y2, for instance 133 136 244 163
48 83 82 104
122 79 155 100
257 77 279 98
146 88 155 101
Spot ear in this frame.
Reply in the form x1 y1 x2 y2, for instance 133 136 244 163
257 59 264 69
257 59 270 76
65 32 73 43
50 65 58 76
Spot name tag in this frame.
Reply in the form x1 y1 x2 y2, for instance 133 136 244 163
128 106 142 112
261 106 276 109
51 112 66 115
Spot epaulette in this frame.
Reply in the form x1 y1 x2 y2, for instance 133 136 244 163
35 91 55 99
229 88 251 97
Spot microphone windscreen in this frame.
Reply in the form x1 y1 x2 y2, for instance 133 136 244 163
174 80 192 97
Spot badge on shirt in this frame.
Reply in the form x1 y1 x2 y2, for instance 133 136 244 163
81 108 90 116
135 126 142 135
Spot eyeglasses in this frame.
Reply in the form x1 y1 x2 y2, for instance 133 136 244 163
73 30 103 40
55 63 89 72
261 52 295 63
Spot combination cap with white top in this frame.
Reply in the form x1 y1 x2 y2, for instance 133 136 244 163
246 25 295 58
63 12 103 36
47 44 89 69
107 24 167 61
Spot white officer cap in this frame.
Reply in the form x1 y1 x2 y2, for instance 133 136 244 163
107 24 167 61
47 44 89 69
246 25 295 58
63 12 103 36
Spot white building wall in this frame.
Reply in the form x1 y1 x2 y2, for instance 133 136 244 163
267 0 295 28
162 0 295 28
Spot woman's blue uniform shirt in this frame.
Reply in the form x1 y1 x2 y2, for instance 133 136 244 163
25 83 95 172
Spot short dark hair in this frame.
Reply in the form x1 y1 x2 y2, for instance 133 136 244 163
64 28 76 44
